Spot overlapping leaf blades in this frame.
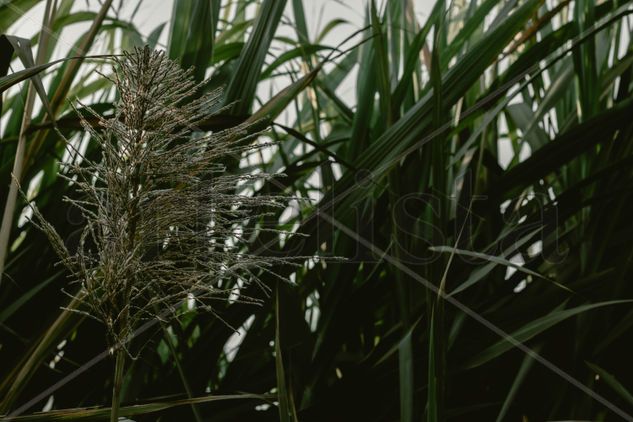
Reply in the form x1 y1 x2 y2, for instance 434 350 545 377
1 1 633 420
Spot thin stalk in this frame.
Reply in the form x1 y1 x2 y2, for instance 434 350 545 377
0 0 55 287
0 88 32 287
110 348 125 422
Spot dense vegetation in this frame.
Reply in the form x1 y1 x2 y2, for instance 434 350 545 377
1 0 633 420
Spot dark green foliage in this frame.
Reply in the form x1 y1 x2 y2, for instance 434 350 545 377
1 0 633 420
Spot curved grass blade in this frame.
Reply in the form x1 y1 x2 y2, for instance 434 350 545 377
586 362 633 407
5 393 274 421
466 300 632 368
223 0 287 115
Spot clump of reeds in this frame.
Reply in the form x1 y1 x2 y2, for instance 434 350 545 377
29 46 294 421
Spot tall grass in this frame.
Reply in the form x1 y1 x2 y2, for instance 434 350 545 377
1 0 632 420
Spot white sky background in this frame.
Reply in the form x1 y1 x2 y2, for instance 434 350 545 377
4 0 440 178
10 1 629 168
9 0 436 107
6 0 444 144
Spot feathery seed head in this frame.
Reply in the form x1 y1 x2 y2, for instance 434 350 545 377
33 47 294 352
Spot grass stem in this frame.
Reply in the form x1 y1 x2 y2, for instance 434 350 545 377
110 349 125 422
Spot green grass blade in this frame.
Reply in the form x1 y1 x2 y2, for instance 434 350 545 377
586 362 633 407
223 0 287 115
467 300 633 368
495 344 541 422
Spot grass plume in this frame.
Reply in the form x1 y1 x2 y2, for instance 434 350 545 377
29 46 294 421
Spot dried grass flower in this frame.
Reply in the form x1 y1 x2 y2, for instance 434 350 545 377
29 47 296 353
